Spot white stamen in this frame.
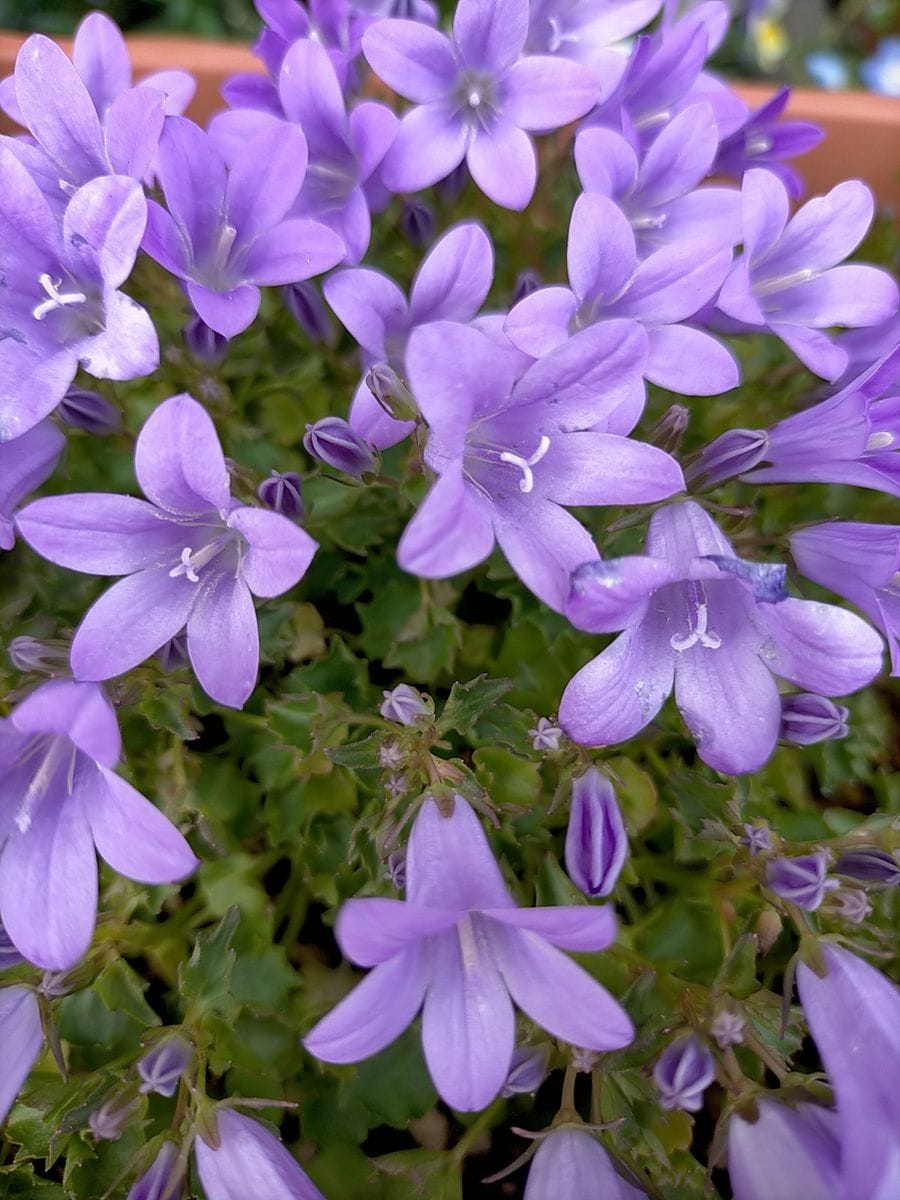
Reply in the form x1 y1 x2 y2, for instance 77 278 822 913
756 268 816 296
32 273 87 321
746 133 773 155
168 540 226 583
670 582 722 652
468 88 483 107
499 435 551 494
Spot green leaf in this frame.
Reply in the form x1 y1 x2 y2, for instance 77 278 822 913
714 933 759 1000
328 732 385 769
436 675 514 736
180 907 240 1015
93 960 160 1029
375 1149 462 1200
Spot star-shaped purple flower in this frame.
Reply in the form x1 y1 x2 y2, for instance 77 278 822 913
363 0 600 209
142 116 346 338
0 420 65 548
17 394 318 709
713 86 824 199
0 679 198 971
560 500 884 774
304 794 634 1111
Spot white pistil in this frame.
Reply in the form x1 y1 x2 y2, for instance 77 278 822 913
670 582 722 652
169 541 225 583
756 268 816 296
499 435 551 494
32 273 88 321
467 88 483 108
866 430 894 451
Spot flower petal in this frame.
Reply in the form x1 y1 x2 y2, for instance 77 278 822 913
538 432 684 506
195 1109 326 1200
466 122 536 211
155 116 226 263
567 192 636 305
493 495 599 613
484 904 618 952
503 286 576 357
756 597 884 696
0 419 65 518
0 987 43 1125
104 86 165 179
63 175 147 290
186 281 261 340
362 19 457 103
229 506 317 598
398 464 496 578
406 795 515 909
645 324 739 395
187 573 259 708
134 393 231 515
10 679 120 767
453 0 528 73
503 56 598 132
78 288 159 381
409 221 494 325
324 268 408 357
381 104 469 194
336 898 462 966
226 123 308 237
72 12 131 114
566 556 679 633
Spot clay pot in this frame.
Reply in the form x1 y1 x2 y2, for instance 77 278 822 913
0 31 897 209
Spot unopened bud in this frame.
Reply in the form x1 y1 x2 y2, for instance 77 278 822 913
780 693 849 745
565 768 628 898
435 160 468 203
740 823 772 856
127 1140 183 1200
157 634 189 673
283 281 335 345
502 1044 550 1096
766 851 838 911
137 1034 192 1098
512 269 542 305
709 1008 745 1048
653 1035 715 1112
183 316 227 365
8 636 69 675
826 888 872 924
89 1091 140 1141
400 200 435 248
834 848 900 888
257 470 303 520
380 683 430 727
755 907 783 954
0 921 25 970
365 364 417 423
686 428 769 488
58 388 121 435
303 417 376 478
648 404 690 453
386 849 406 890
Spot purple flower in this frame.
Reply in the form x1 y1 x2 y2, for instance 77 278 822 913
58 388 121 436
834 848 900 888
380 683 430 725
194 1108 325 1200
717 169 899 381
828 888 872 925
525 0 661 89
779 693 849 746
501 1043 550 1097
303 795 633 1111
709 1008 745 1048
685 427 769 488
143 117 345 339
400 200 435 248
0 680 198 971
727 1100 843 1200
137 1034 192 1097
529 717 562 751
7 637 69 676
0 920 26 970
17 394 318 709
575 104 742 255
0 420 65 549
740 824 772 856
325 220 494 449
565 768 628 898
397 320 683 612
0 152 157 441
714 86 824 199
797 945 900 1200
766 852 837 911
504 192 738 396
0 985 42 1125
653 1034 715 1112
560 500 884 774
790 522 900 676
303 417 376 477
362 0 599 210
90 1092 140 1140
257 471 304 521
126 1140 183 1200
524 1127 647 1200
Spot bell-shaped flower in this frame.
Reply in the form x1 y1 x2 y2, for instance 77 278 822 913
797 945 900 1200
17 394 318 709
653 1034 715 1112
303 794 634 1112
142 117 345 338
524 1127 647 1200
324 221 494 448
790 521 900 675
137 1033 192 1097
766 852 837 911
0 985 43 1126
727 1100 843 1200
713 86 824 199
504 192 738 396
565 768 628 897
194 1108 325 1200
779 693 849 746
397 320 684 612
716 169 899 381
0 420 64 548
575 105 742 255
362 0 599 210
0 149 157 441
560 500 884 774
0 679 197 971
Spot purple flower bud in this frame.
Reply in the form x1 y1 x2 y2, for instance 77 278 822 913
827 888 872 924
378 741 405 770
137 1034 192 1098
194 1108 325 1200
740 824 772 856
57 388 121 435
766 851 838 911
183 316 228 365
710 1009 745 1048
686 428 769 487
380 683 430 726
648 404 690 453
364 364 417 422
386 849 406 890
501 1044 549 1097
257 471 304 520
386 772 409 799
7 636 69 675
434 160 468 204
303 417 376 478
834 848 900 887
400 200 435 248
565 769 628 898
780 693 849 745
283 281 334 345
157 634 189 673
90 1092 140 1140
528 717 562 751
127 1141 183 1200
653 1035 716 1112
512 269 542 305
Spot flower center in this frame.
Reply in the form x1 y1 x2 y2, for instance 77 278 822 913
670 580 722 652
168 536 232 583
32 273 88 321
455 71 497 130
467 435 551 495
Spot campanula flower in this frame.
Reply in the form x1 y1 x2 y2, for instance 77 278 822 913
766 852 837 911
194 1108 325 1200
379 683 430 725
834 849 900 888
715 86 823 198
137 1034 192 1097
653 1034 715 1111
126 1140 183 1200
565 768 628 897
303 417 376 477
0 420 65 549
524 1127 648 1199
779 694 849 746
728 1100 843 1200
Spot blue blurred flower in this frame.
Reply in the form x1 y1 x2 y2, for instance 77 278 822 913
860 38 900 97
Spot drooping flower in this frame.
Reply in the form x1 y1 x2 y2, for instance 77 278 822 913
653 1034 715 1112
17 394 318 708
304 794 634 1111
560 500 884 774
362 0 599 209
324 221 494 449
790 521 900 675
194 1107 325 1200
504 192 738 396
766 852 837 911
0 420 65 549
565 768 628 898
0 679 197 971
142 117 345 338
397 320 684 612
796 945 900 1200
523 1127 647 1200
0 150 157 441
716 169 899 381
727 1099 843 1200
137 1034 192 1097
0 985 43 1125
779 693 849 746
713 86 824 198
